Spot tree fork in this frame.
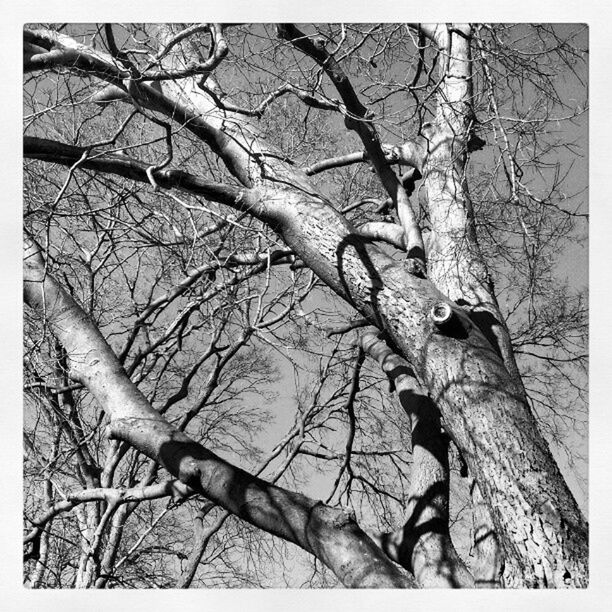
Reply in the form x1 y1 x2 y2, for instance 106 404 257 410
262 189 588 587
23 24 588 587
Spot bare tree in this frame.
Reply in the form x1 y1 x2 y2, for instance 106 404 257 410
23 23 587 588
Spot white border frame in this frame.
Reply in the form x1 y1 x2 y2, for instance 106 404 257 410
3 3 609 609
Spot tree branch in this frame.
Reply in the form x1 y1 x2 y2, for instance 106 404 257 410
303 151 367 176
360 328 474 587
201 82 339 118
277 24 426 273
23 236 414 588
24 136 263 217
24 479 191 547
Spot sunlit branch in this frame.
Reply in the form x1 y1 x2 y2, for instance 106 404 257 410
277 24 426 272
303 152 367 176
24 237 414 588
356 222 406 250
360 327 474 587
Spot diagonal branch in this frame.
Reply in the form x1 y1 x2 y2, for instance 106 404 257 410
360 328 474 587
277 24 426 273
24 136 260 215
23 236 414 589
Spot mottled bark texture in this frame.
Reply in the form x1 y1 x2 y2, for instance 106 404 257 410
262 185 584 585
416 25 505 586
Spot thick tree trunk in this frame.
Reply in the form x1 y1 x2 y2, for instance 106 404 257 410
416 25 577 587
418 25 506 586
265 188 587 587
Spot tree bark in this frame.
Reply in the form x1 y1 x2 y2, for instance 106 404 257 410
24 124 588 587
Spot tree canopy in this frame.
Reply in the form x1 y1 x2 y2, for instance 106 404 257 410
22 22 587 589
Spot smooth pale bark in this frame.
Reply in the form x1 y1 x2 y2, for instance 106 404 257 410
420 25 523 387
23 237 413 588
362 329 474 588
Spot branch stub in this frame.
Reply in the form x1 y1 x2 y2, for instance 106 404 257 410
430 302 453 327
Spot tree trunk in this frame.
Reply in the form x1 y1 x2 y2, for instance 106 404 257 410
22 24 588 587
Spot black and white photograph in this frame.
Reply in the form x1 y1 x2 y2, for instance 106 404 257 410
11 11 603 603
